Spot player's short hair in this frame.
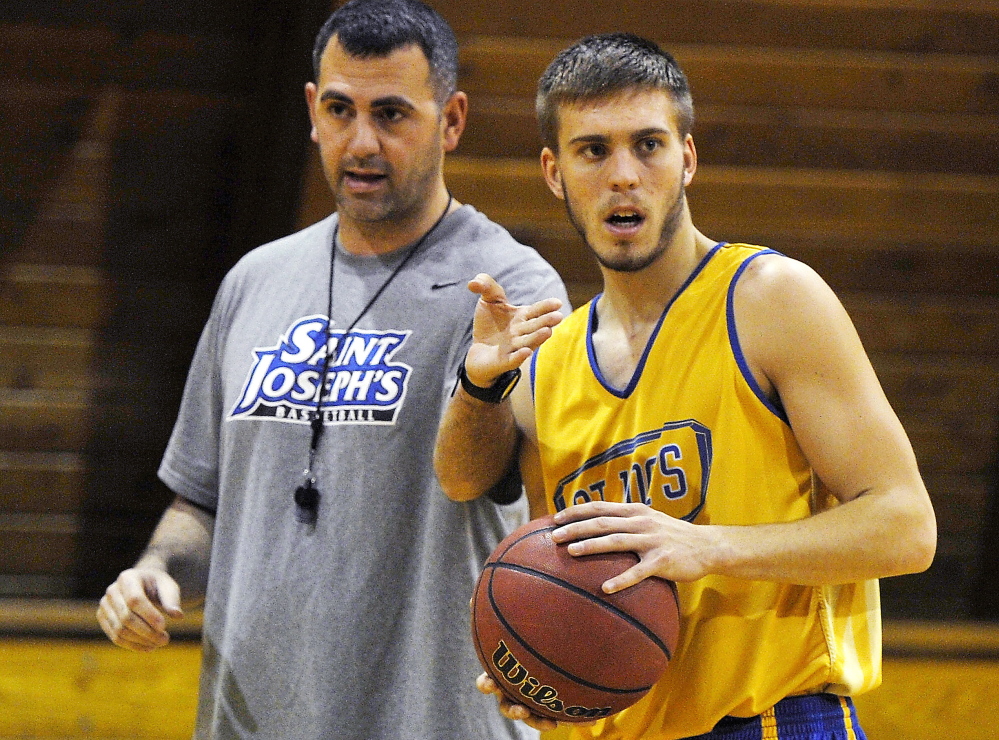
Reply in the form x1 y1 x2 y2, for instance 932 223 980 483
313 0 459 107
537 33 695 151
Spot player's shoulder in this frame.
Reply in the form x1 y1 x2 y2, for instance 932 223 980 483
730 247 832 308
730 246 852 355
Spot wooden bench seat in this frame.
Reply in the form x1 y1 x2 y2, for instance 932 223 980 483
458 37 999 116
0 23 240 92
449 0 999 56
0 326 92 390
443 157 999 247
0 387 89 452
0 451 85 514
461 99 999 175
0 265 107 328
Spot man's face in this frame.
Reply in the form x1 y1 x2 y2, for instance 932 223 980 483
541 89 696 273
305 38 457 226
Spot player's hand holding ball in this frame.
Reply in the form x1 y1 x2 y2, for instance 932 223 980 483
472 514 680 728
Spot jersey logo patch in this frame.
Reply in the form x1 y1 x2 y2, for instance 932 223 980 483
552 420 712 521
230 315 412 425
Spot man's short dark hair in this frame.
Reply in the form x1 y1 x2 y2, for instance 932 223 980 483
313 0 459 107
536 33 695 150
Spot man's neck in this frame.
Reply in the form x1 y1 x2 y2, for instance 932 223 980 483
596 224 716 335
589 224 716 390
337 186 455 257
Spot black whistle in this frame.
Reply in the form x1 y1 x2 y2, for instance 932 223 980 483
294 481 320 524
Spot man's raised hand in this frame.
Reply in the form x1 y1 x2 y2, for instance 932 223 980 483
464 273 563 386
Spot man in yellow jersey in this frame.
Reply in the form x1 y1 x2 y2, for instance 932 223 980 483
434 33 936 740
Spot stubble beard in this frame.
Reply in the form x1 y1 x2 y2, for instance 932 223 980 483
330 128 444 228
563 173 687 274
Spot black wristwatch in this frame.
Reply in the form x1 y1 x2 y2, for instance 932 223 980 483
457 362 521 403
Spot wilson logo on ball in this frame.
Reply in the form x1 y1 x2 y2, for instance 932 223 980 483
491 640 612 719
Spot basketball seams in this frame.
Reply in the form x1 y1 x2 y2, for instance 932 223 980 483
492 524 558 561
485 553 676 662
484 562 655 696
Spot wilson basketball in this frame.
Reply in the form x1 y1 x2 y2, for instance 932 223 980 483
472 514 680 723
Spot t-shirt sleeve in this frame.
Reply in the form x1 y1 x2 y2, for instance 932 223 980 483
157 273 234 512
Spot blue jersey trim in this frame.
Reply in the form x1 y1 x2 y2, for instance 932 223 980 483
530 346 540 401
587 243 726 399
725 249 789 425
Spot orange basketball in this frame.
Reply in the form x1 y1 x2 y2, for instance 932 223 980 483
472 514 680 722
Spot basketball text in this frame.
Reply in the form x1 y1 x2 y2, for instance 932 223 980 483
491 640 612 719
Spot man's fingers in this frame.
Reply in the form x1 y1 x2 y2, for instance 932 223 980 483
522 296 564 319
97 568 184 652
117 574 169 633
106 587 169 643
477 673 560 732
476 672 500 695
468 273 508 303
151 576 184 619
97 593 167 651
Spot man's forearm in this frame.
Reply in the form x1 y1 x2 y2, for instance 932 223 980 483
137 496 215 605
434 387 521 501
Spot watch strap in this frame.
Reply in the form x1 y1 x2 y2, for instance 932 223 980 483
458 362 521 403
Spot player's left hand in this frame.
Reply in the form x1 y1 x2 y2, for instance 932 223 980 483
551 501 719 592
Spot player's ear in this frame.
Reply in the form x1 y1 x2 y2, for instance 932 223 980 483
541 148 564 200
305 82 319 143
441 91 468 153
682 134 696 187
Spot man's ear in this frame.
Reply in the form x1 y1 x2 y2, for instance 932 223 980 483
442 91 468 153
683 134 697 187
540 148 565 200
305 82 319 143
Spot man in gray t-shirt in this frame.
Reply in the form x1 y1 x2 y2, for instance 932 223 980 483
95 2 567 738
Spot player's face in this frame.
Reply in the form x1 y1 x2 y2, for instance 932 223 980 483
305 38 463 226
541 89 696 273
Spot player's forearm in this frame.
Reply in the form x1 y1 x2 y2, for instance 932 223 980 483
136 496 215 605
710 483 936 585
434 388 520 501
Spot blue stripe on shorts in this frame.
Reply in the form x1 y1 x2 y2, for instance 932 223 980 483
680 694 867 740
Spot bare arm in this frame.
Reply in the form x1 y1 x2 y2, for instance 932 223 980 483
96 493 214 651
553 255 936 591
434 273 562 501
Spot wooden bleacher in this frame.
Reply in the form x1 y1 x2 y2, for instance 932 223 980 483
1 0 998 737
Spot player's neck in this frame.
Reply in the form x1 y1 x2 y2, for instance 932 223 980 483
337 185 456 257
596 224 714 335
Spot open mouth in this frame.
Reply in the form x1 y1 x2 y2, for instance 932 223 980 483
606 210 644 228
344 171 387 185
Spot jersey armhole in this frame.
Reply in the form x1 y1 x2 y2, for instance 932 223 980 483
726 249 790 425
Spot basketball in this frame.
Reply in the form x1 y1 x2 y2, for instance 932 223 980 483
472 514 681 723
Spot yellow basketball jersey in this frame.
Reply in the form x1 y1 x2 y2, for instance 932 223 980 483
531 244 881 740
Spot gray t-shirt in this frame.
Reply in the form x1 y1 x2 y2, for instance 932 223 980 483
159 206 568 739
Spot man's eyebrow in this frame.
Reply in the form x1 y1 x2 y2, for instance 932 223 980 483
568 127 673 147
567 133 609 147
371 95 416 110
317 91 416 111
319 90 353 105
632 126 671 140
